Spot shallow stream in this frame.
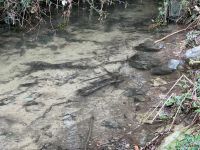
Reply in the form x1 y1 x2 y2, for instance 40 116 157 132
0 1 181 149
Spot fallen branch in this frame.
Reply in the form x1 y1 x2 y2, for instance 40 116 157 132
78 77 123 96
155 27 190 43
155 19 198 43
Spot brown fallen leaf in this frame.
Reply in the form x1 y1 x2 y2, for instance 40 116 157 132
134 145 140 150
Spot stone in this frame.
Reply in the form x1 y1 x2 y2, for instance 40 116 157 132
134 39 164 52
129 52 161 70
184 45 200 59
151 59 183 75
134 95 146 102
168 59 183 70
124 88 145 97
101 120 122 129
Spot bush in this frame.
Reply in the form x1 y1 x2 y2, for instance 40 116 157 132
0 0 126 27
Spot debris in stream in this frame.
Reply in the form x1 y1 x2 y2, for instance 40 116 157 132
23 61 96 73
77 76 124 96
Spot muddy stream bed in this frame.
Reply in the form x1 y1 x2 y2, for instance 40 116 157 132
0 1 184 150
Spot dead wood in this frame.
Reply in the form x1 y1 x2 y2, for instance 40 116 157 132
77 76 123 96
23 61 96 73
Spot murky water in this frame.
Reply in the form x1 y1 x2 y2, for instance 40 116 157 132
0 1 176 150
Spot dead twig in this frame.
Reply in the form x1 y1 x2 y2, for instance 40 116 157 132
155 20 198 43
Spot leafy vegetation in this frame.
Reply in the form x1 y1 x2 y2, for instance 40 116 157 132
0 0 126 28
156 0 200 25
167 133 200 150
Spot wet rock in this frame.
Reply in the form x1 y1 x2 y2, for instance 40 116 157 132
124 88 145 97
134 95 146 102
128 52 161 70
151 66 173 75
151 59 183 75
135 39 164 52
101 120 122 129
184 45 200 59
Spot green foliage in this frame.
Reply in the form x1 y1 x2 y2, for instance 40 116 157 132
175 134 200 150
157 0 194 24
0 0 125 27
163 74 200 119
165 93 192 107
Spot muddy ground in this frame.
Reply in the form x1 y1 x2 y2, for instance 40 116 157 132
0 1 185 150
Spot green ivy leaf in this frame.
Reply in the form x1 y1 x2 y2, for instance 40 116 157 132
195 109 200 113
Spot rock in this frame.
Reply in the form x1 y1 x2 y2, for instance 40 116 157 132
135 39 164 52
168 59 183 70
124 88 145 97
101 120 122 129
151 59 183 75
134 95 146 102
151 65 173 75
129 52 161 70
184 45 200 59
